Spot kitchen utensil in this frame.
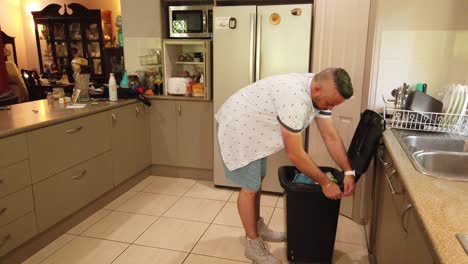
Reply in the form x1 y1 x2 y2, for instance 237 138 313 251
167 77 191 95
405 91 443 123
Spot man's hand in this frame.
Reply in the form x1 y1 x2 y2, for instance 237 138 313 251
342 175 355 196
321 182 342 200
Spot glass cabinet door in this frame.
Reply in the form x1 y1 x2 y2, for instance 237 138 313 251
37 23 54 73
69 23 84 57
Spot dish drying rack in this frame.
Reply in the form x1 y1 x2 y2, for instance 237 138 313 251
384 107 468 135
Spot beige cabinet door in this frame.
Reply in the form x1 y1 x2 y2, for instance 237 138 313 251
135 103 151 172
150 100 178 166
374 155 405 264
402 201 435 264
111 104 138 185
177 101 213 169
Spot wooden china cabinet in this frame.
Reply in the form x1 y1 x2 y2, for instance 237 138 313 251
32 3 114 81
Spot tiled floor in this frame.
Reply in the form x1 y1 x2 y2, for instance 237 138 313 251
22 175 369 264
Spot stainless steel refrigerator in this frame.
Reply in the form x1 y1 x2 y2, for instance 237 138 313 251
213 4 313 192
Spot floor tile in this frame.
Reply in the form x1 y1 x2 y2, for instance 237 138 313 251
336 216 367 246
104 190 138 210
67 209 112 235
163 196 225 223
333 241 369 264
269 242 288 263
40 236 128 264
142 176 197 195
129 176 159 192
213 202 274 227
184 254 250 264
276 196 285 208
82 211 157 243
268 208 285 232
22 234 76 264
192 224 250 262
184 181 233 201
113 245 188 264
229 192 280 207
135 217 209 252
115 192 179 216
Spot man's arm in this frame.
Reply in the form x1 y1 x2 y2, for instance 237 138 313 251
315 117 355 196
280 126 342 200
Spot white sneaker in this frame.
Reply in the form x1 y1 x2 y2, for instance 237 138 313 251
257 217 286 242
245 237 281 264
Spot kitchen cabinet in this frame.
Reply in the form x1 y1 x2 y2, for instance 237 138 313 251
33 152 113 232
373 147 434 264
151 99 213 169
163 40 212 100
27 111 111 183
111 103 151 185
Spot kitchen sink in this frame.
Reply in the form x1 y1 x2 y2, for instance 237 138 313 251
402 136 468 153
413 151 468 181
395 132 468 181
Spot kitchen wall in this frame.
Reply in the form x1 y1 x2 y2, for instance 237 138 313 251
0 0 121 70
120 0 163 73
368 0 468 110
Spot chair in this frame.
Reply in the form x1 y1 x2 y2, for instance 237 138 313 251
6 61 28 102
21 69 44 100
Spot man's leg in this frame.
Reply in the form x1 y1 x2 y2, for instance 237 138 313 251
237 188 259 239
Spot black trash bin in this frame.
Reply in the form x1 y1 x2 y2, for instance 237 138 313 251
279 110 385 264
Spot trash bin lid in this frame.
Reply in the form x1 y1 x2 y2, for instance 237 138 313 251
346 110 385 176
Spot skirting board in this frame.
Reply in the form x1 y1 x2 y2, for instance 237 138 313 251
151 165 213 181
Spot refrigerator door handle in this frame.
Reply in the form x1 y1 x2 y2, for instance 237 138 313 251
249 13 256 84
255 14 262 81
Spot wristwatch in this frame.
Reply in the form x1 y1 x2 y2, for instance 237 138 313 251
344 170 356 177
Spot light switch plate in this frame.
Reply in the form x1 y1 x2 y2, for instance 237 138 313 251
456 233 468 254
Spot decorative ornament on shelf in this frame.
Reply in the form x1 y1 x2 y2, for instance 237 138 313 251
116 15 123 47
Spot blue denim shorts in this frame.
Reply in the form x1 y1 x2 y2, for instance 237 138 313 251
221 157 267 191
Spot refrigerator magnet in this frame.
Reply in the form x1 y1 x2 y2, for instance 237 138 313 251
291 8 303 16
269 13 281 25
229 17 237 29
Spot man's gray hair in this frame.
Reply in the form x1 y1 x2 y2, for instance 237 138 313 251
314 68 354 99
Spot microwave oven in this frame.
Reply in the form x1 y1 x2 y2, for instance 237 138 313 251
168 5 213 38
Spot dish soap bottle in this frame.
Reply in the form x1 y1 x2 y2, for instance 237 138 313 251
109 73 118 102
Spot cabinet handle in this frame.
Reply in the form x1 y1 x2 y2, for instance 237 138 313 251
112 113 116 127
377 146 392 167
65 126 83 134
401 203 412 235
0 208 6 215
0 234 11 247
135 106 140 116
178 105 182 116
71 170 87 180
384 169 397 195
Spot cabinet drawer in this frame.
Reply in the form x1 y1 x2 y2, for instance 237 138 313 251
0 134 28 168
0 160 31 198
0 187 34 228
34 151 113 232
28 112 112 183
0 212 37 256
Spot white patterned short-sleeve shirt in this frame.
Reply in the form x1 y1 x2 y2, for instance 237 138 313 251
215 73 332 171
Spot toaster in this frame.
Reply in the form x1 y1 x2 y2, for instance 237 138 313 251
167 77 191 95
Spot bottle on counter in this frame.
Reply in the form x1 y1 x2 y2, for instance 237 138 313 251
109 73 118 102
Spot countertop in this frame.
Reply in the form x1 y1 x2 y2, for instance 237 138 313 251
0 99 137 139
384 130 468 264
